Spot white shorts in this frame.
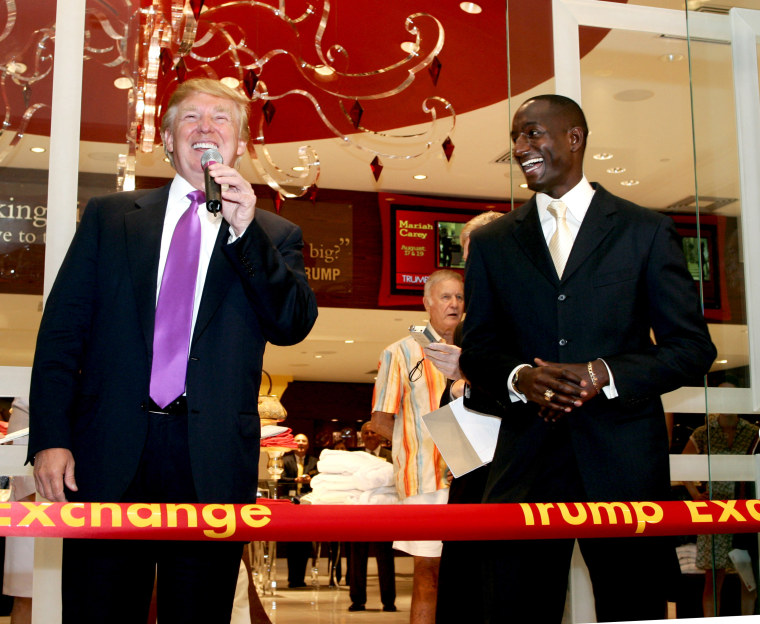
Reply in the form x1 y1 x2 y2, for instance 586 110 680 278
393 489 449 558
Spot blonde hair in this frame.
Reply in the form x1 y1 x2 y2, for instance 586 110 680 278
460 211 503 247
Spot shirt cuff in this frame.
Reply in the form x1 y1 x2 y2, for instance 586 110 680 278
509 364 532 403
599 358 618 399
227 225 248 244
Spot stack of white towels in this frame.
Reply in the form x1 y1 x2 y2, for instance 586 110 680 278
302 449 399 505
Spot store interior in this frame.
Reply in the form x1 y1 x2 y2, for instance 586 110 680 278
1 0 760 621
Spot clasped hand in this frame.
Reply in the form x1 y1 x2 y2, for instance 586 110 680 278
519 358 605 422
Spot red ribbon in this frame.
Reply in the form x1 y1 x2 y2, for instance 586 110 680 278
0 499 757 541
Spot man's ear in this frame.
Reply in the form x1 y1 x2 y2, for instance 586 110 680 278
568 127 585 153
163 129 174 155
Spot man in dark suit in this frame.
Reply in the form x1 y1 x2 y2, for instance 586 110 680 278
281 433 319 587
346 422 396 612
28 78 318 623
459 94 716 623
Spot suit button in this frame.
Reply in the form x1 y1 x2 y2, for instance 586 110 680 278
557 294 566 301
559 338 567 346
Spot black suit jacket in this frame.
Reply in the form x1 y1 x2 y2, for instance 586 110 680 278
28 183 318 504
460 184 716 504
361 446 392 463
282 453 319 494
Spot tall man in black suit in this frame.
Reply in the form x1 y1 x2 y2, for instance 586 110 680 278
281 433 319 588
459 94 716 622
28 78 318 623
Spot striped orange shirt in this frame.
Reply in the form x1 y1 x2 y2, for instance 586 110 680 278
372 332 449 499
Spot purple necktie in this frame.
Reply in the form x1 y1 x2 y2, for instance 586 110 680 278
149 189 204 408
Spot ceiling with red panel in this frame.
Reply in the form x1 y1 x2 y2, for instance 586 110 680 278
2 0 620 145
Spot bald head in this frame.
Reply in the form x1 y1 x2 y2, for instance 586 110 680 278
511 95 588 198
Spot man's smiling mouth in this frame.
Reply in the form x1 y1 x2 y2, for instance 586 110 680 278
520 157 544 175
192 141 218 151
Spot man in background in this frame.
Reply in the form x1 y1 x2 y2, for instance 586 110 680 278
371 269 462 624
347 422 396 613
281 433 319 588
460 94 716 622
28 78 317 623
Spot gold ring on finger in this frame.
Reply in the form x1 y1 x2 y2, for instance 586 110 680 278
544 388 555 401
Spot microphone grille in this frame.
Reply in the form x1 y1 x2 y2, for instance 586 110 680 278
200 148 223 168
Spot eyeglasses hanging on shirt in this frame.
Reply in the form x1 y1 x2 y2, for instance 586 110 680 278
409 358 425 383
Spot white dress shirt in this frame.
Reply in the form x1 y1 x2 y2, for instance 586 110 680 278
155 175 227 334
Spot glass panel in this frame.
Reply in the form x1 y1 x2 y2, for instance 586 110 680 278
80 0 135 193
578 24 731 391
573 5 754 616
688 7 759 618
0 2 55 374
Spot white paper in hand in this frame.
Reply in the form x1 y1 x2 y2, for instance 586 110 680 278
422 397 500 478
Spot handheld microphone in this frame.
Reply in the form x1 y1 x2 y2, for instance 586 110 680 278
200 148 223 214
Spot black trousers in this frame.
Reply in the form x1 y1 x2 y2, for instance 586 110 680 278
286 541 315 587
348 542 396 609
480 535 672 623
478 420 672 623
61 406 244 624
436 465 490 624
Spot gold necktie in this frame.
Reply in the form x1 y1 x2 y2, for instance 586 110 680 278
296 459 304 494
547 200 573 278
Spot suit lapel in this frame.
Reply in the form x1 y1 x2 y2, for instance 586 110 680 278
561 185 616 282
192 221 236 344
125 185 171 354
512 198 558 285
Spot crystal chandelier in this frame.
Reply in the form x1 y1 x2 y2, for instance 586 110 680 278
1 1 456 198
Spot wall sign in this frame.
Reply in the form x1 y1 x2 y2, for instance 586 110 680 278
378 193 512 306
0 199 47 295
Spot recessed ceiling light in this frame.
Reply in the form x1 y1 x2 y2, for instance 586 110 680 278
460 2 482 14
314 64 336 77
330 418 339 422
660 53 684 63
220 77 239 89
593 153 613 160
519 183 528 188
606 167 626 174
620 179 639 186
113 76 133 89
6 61 27 75
413 174 427 180
344 339 355 344
401 41 419 54
614 89 654 102
29 146 46 154
315 354 323 359
716 359 728 364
